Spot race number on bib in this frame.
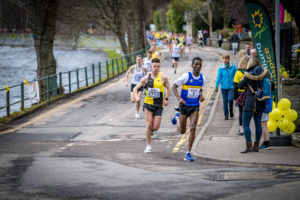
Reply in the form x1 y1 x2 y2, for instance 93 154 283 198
187 88 200 99
148 88 160 98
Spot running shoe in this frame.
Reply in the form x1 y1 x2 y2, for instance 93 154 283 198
184 152 194 161
259 144 271 150
174 70 176 74
135 113 141 119
144 145 152 153
171 111 180 125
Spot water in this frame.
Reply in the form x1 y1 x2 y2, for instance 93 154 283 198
0 46 108 117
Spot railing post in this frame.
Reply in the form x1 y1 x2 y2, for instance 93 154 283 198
85 67 88 87
111 59 114 77
76 69 79 89
121 56 124 72
125 55 129 70
46 75 50 101
116 58 119 74
59 72 62 94
98 62 101 82
106 60 109 79
92 64 95 84
6 89 10 117
52 77 57 97
68 71 71 93
21 82 24 110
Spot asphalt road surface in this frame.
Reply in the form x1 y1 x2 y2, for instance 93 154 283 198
0 47 300 200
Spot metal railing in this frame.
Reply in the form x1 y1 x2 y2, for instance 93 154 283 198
0 49 146 118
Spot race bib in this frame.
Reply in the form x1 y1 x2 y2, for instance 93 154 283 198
148 88 160 98
187 88 200 99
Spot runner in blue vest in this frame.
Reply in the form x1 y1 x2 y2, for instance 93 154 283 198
172 57 205 161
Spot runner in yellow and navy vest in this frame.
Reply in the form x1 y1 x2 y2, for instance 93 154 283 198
133 58 171 153
172 57 205 161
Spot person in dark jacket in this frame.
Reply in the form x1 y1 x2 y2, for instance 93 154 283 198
230 31 240 55
238 58 267 153
233 55 250 136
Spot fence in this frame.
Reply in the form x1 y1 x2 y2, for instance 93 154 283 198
0 49 146 118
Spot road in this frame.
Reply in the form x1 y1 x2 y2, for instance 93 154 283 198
0 47 300 200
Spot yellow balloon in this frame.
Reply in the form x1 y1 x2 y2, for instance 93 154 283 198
269 108 282 121
280 109 290 118
267 120 277 132
283 122 296 134
277 98 291 110
278 118 289 130
286 109 298 122
272 101 276 110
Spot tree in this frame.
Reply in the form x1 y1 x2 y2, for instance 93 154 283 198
153 10 161 31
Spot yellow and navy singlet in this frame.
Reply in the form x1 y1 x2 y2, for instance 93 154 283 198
144 72 165 107
233 69 245 92
181 72 204 106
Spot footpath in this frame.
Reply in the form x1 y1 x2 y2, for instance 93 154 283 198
192 46 300 166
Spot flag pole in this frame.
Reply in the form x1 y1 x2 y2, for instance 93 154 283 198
275 0 281 100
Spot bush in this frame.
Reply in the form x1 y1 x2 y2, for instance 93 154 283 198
216 28 235 39
296 73 300 79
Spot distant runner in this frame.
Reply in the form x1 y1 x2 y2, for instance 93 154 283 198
125 55 148 119
133 58 171 153
187 34 193 53
143 50 152 72
170 39 181 74
171 57 205 161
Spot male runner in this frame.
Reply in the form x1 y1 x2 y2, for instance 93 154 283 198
133 58 171 153
172 57 205 161
143 50 152 72
170 39 181 74
125 55 148 119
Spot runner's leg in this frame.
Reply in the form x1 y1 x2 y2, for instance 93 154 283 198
145 109 154 145
179 114 188 134
188 111 199 152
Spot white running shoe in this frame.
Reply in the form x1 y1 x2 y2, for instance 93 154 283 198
144 145 152 153
135 113 141 119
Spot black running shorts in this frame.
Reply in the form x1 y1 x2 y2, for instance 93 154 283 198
143 103 163 116
179 105 199 117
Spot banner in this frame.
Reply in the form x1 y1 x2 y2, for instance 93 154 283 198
28 81 40 106
245 1 278 99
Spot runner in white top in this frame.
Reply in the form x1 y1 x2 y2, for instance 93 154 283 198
170 38 181 74
143 50 152 72
187 34 193 53
125 55 148 119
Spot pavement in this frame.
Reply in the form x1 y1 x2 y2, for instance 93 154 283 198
191 46 300 166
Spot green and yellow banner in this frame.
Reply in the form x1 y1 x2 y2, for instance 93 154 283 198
245 1 278 99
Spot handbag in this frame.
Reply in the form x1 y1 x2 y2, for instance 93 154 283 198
236 91 246 106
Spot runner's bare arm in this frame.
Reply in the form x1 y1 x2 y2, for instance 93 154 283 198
143 67 148 74
162 74 171 106
125 66 134 87
133 76 147 103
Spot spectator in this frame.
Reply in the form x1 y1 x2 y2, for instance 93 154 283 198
218 33 223 48
232 23 243 39
238 58 267 153
245 43 251 57
250 49 257 58
230 31 240 55
233 56 250 136
215 54 237 120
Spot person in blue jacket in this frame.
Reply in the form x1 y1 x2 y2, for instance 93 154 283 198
215 54 237 120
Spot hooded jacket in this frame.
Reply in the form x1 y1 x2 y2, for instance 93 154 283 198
215 63 237 89
238 65 267 112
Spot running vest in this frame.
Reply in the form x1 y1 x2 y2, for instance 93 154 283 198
144 58 152 72
172 44 180 58
187 37 193 44
144 72 165 107
180 72 204 106
131 64 144 85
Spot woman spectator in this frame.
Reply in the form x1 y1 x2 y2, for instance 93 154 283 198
238 58 268 153
233 55 249 136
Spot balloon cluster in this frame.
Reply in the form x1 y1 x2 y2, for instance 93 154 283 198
268 98 298 134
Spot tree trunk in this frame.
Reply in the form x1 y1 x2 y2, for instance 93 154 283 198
208 4 213 38
30 0 59 100
115 31 129 55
